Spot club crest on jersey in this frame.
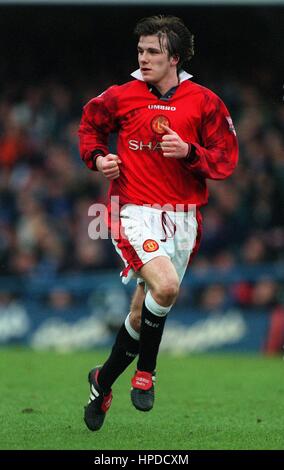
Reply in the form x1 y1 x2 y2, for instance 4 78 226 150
143 239 159 252
226 116 236 136
151 115 170 135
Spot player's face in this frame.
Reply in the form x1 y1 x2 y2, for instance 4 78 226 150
137 35 178 86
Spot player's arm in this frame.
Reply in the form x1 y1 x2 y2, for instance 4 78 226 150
78 87 121 179
184 94 238 180
161 94 238 180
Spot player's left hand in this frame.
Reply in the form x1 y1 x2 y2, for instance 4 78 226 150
160 125 189 159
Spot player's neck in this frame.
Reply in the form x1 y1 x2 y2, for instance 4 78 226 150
152 71 179 96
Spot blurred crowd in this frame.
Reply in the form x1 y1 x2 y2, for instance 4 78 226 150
0 73 284 315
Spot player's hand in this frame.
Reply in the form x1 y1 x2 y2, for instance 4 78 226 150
160 125 189 159
96 154 121 180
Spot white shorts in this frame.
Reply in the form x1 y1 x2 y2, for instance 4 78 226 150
112 204 198 286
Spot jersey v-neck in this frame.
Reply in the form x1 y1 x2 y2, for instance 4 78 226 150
131 68 193 102
147 84 179 101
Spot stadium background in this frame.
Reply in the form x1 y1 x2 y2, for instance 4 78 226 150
0 1 283 354
0 0 284 452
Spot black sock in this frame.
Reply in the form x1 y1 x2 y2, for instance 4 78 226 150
137 301 167 373
97 322 139 392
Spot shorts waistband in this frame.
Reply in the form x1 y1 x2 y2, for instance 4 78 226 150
120 204 196 217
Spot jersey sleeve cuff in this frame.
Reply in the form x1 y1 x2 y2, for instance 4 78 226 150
184 143 199 164
91 150 106 170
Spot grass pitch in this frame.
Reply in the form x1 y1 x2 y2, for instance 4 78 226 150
0 348 283 450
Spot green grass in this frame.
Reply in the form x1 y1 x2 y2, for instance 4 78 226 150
0 348 283 450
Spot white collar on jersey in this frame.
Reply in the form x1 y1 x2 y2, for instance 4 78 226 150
131 68 193 83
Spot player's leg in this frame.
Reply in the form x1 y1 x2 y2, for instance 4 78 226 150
131 256 179 411
98 283 145 391
128 282 145 333
84 284 145 431
137 255 179 371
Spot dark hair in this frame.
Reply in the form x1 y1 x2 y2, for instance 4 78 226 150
134 15 194 70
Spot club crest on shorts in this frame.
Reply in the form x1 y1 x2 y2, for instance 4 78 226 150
143 239 159 252
151 115 170 135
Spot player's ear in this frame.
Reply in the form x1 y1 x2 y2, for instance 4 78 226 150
170 55 180 67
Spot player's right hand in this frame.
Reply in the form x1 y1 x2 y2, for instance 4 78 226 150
96 154 121 180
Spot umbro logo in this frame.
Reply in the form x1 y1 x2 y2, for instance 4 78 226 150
148 105 176 111
226 116 237 136
126 351 137 358
145 319 159 328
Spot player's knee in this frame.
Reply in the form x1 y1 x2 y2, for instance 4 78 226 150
153 281 179 307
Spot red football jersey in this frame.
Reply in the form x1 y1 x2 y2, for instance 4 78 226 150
78 74 238 208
